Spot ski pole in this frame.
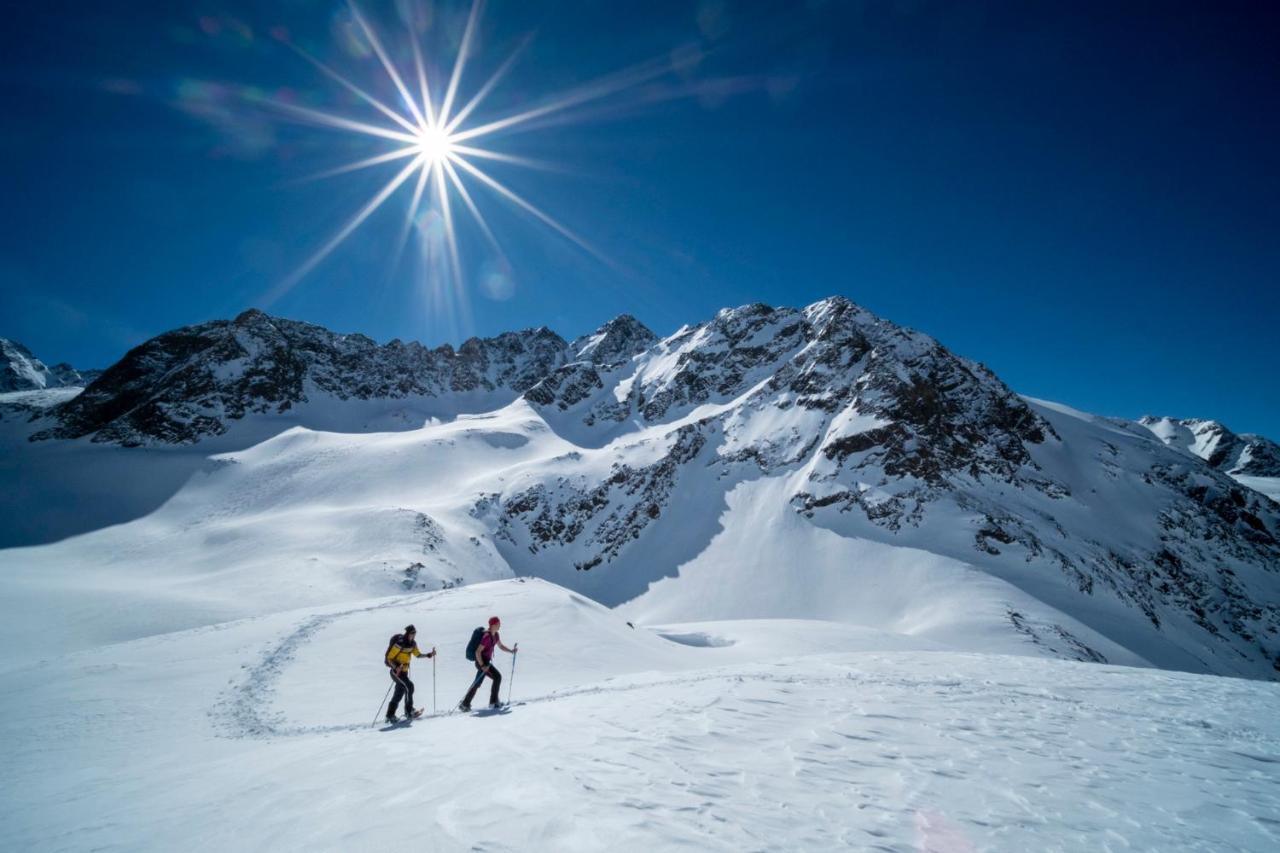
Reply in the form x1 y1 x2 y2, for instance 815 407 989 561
372 679 394 728
507 649 518 705
432 648 437 715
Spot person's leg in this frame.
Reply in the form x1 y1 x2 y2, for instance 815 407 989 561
461 664 485 708
388 672 406 717
403 674 416 715
488 665 502 706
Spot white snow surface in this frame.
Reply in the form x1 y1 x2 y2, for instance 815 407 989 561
2 578 1278 852
2 389 1278 847
1237 476 1280 504
0 396 1153 672
3 302 1280 848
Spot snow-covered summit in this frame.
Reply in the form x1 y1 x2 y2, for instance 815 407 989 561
1140 415 1280 478
4 297 1279 681
0 337 97 392
31 309 577 445
569 313 656 366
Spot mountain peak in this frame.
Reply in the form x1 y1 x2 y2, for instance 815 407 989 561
233 308 270 326
571 314 656 366
33 315 571 446
1140 415 1280 477
1 337 97 392
8 299 1280 681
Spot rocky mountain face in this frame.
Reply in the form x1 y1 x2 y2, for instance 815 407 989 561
506 298 1059 549
494 300 1280 676
13 298 1280 677
0 338 98 392
1140 416 1280 478
30 309 586 445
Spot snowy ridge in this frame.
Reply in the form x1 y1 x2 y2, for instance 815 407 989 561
0 337 97 392
1 297 1278 682
27 308 576 446
1140 414 1280 481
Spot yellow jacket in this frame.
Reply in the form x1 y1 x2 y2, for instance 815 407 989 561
386 640 431 671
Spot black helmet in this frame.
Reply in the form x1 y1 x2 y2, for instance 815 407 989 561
404 624 416 634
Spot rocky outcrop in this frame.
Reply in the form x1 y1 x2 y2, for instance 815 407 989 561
32 310 573 445
570 314 657 367
30 310 663 446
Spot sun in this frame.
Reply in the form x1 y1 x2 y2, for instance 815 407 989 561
414 125 455 165
253 0 674 309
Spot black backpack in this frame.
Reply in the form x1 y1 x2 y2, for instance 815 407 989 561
464 626 485 661
385 633 404 667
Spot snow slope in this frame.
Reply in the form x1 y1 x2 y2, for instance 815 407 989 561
1238 476 1280 504
2 298 1278 681
0 399 1102 671
2 579 1277 852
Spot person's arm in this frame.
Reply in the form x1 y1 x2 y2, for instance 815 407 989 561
386 645 402 672
412 644 435 659
498 638 518 654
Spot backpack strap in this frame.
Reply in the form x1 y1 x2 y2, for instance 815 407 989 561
385 633 403 666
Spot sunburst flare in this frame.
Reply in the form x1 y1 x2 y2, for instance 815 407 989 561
255 0 671 317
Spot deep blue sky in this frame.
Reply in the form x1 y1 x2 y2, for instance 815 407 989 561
2 1 1277 436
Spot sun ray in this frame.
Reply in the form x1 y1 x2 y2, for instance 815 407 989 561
438 0 483 128
347 1 428 129
448 153 609 264
388 158 434 276
449 143 560 172
449 56 671 144
442 157 505 260
433 160 473 331
265 154 425 305
443 34 530 135
434 161 464 288
409 35 438 130
294 145 421 184
279 38 421 136
250 94 418 144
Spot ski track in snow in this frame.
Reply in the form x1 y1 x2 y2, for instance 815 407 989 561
4 580 1280 851
213 588 461 738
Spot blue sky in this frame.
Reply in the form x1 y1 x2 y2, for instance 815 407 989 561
2 1 1277 436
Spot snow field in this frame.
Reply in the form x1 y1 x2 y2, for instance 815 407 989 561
2 579 1278 852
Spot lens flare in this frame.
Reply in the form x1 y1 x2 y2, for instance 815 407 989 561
258 0 674 315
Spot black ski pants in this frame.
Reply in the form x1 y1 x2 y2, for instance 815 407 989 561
388 669 416 716
463 659 501 707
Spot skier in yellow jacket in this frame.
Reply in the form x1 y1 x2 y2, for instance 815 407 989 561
385 624 435 722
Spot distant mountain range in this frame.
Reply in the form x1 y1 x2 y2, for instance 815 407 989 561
1139 416 1280 478
0 337 100 392
2 298 1277 679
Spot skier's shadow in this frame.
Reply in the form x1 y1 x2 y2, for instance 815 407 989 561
378 721 415 732
470 706 512 718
